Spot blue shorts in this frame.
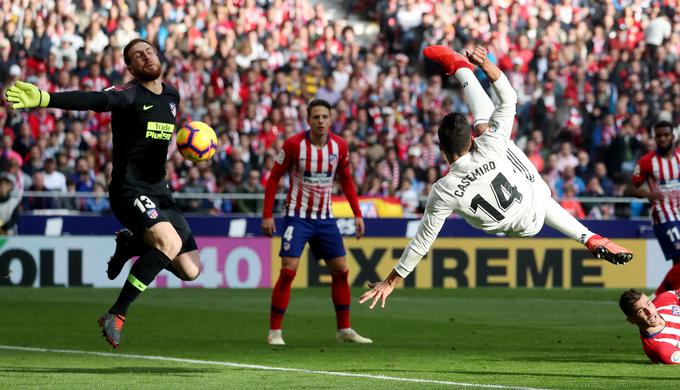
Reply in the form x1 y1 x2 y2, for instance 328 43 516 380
279 217 346 261
653 221 680 261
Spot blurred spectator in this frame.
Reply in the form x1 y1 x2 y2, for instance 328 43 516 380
594 162 615 196
608 120 643 177
525 139 544 173
555 142 579 174
560 184 586 219
179 166 210 213
23 171 57 210
555 166 586 199
581 176 613 219
42 157 67 192
0 173 20 234
396 178 418 216
84 181 110 213
71 156 95 192
575 150 594 184
379 147 401 194
235 169 264 214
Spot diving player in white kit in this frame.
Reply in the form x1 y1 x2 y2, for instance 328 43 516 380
360 45 633 309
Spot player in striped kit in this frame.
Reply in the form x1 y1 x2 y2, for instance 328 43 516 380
631 121 680 294
619 288 680 364
262 98 372 345
361 45 633 309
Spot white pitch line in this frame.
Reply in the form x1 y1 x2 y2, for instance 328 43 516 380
0 345 550 390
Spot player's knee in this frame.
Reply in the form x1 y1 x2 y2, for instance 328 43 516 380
182 265 200 281
155 232 182 259
281 257 300 272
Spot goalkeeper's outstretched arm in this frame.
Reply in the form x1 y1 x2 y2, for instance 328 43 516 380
6 80 113 112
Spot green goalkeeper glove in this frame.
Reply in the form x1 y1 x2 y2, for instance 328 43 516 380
5 80 50 109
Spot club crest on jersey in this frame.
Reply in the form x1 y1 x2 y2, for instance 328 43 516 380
329 153 338 165
169 102 177 117
672 351 680 363
146 208 159 219
672 305 680 316
276 149 285 165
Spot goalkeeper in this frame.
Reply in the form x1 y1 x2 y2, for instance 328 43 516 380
6 38 201 349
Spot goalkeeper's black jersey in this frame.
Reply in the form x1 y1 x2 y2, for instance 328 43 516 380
101 82 179 194
48 80 180 196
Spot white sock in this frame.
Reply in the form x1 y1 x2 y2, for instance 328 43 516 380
544 198 595 244
454 68 494 127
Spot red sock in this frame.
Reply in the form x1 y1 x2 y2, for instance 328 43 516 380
270 268 296 330
331 270 351 330
656 262 680 296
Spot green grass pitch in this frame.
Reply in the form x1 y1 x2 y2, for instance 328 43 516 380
0 288 677 389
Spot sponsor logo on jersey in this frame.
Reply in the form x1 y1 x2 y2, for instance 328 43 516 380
146 208 159 219
672 305 680 316
169 102 177 117
303 171 333 185
143 104 154 110
145 121 175 140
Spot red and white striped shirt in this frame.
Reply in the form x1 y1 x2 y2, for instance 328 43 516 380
641 290 680 364
632 149 680 225
263 131 361 220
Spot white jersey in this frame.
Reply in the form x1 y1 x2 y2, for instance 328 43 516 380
395 75 550 277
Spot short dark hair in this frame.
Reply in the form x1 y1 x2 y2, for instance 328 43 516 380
438 113 472 157
653 120 674 132
619 288 644 316
307 98 332 117
123 38 154 65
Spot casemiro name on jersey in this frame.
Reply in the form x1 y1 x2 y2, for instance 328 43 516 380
454 161 496 198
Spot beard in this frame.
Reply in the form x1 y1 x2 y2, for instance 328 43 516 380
133 63 162 82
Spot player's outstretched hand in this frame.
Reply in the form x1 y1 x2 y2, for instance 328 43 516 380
359 270 401 310
261 217 276 237
359 281 394 309
5 80 50 109
355 217 365 240
465 46 488 67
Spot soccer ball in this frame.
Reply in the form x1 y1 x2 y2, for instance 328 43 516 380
176 121 218 162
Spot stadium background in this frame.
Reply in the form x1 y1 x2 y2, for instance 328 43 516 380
0 0 677 284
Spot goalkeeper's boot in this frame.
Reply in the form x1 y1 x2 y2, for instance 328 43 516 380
585 234 633 265
423 45 474 75
267 329 285 346
107 229 134 280
98 312 125 349
336 328 373 344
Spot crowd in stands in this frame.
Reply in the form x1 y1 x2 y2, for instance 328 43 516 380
0 0 678 222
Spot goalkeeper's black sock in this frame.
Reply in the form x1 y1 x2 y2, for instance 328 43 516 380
109 248 171 316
